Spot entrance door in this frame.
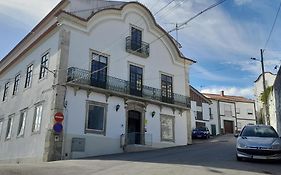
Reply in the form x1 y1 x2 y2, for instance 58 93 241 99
211 124 216 136
127 110 142 144
224 120 234 134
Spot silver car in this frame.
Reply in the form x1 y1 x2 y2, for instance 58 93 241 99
236 125 281 161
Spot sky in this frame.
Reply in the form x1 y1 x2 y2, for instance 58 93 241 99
0 0 281 98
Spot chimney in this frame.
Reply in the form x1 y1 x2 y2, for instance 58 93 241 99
221 90 224 96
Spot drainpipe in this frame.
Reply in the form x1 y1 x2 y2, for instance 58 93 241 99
234 102 238 133
217 100 221 135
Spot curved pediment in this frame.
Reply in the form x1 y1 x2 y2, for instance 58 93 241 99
58 2 196 65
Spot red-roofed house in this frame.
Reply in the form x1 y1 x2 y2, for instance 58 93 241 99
203 91 256 134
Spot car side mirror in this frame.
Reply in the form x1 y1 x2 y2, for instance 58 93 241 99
234 134 239 138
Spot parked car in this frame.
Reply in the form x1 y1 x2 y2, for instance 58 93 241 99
235 125 281 161
192 127 210 139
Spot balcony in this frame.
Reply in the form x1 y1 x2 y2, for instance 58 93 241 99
67 67 190 109
126 36 150 58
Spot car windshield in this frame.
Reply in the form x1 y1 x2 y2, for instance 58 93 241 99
241 126 279 138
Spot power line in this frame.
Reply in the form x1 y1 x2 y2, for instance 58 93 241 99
154 0 176 16
264 0 281 51
68 0 228 84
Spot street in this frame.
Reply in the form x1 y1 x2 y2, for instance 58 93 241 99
0 135 280 175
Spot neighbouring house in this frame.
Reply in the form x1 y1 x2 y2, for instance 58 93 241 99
272 68 281 134
204 91 256 134
253 72 276 124
190 86 219 136
0 0 195 163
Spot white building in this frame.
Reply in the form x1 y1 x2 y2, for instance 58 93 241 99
204 91 256 134
0 0 195 163
190 86 219 136
253 72 276 123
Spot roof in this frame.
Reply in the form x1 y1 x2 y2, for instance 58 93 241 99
190 85 212 104
203 93 254 103
254 72 276 83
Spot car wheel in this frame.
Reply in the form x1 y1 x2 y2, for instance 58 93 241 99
236 155 242 161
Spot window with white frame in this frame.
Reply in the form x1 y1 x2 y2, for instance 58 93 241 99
32 104 43 133
18 109 27 137
13 74 20 95
86 101 107 135
160 115 175 142
236 108 240 114
25 64 33 88
224 104 232 117
2 82 9 102
247 109 253 115
39 53 49 79
0 119 3 140
6 115 14 140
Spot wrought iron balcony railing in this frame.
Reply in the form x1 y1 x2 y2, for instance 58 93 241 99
126 36 150 58
67 67 190 108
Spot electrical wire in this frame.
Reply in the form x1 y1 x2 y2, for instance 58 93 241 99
154 0 176 16
264 0 281 51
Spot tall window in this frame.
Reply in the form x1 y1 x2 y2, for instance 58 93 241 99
13 74 20 95
2 82 9 102
196 111 203 120
129 65 143 97
131 27 142 52
6 115 14 140
18 109 27 137
91 53 108 89
32 104 43 133
209 108 213 119
161 74 173 103
0 119 3 140
25 64 33 88
160 115 175 142
86 102 107 135
39 53 49 79
224 104 232 117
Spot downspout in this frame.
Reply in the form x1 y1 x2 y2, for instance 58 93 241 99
217 100 221 135
234 102 237 133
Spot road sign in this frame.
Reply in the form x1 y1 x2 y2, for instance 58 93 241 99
53 123 63 133
54 112 64 122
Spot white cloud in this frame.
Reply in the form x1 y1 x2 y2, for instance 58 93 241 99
234 0 253 6
0 0 60 27
201 86 254 98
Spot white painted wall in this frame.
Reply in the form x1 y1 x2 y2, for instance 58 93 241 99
0 32 60 163
269 90 277 131
60 3 190 158
235 101 256 131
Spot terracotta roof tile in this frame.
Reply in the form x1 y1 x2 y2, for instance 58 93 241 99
203 93 254 103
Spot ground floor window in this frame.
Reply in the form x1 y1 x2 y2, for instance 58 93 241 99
32 103 43 133
18 109 27 137
86 101 107 135
6 115 14 140
160 115 175 142
0 119 3 140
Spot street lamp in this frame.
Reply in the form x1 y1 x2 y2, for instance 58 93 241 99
251 49 270 125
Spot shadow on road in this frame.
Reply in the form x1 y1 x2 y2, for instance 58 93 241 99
86 135 281 174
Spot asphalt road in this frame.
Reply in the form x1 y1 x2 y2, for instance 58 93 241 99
0 135 281 175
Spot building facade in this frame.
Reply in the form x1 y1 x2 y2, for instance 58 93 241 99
204 91 256 134
190 86 219 136
0 0 195 163
253 72 276 124
273 68 281 134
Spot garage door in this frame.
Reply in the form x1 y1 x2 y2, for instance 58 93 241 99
224 120 234 134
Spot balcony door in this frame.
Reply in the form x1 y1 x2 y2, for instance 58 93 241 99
130 65 143 97
161 74 173 103
91 53 107 89
131 27 142 52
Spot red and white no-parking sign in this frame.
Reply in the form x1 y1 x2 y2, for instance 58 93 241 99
54 112 64 123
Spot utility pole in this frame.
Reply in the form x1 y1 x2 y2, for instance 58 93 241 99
260 49 270 125
251 49 270 125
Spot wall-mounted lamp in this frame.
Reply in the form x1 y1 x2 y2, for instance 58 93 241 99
151 111 156 118
116 104 120 112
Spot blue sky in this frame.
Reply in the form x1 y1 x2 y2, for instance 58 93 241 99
0 0 281 98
